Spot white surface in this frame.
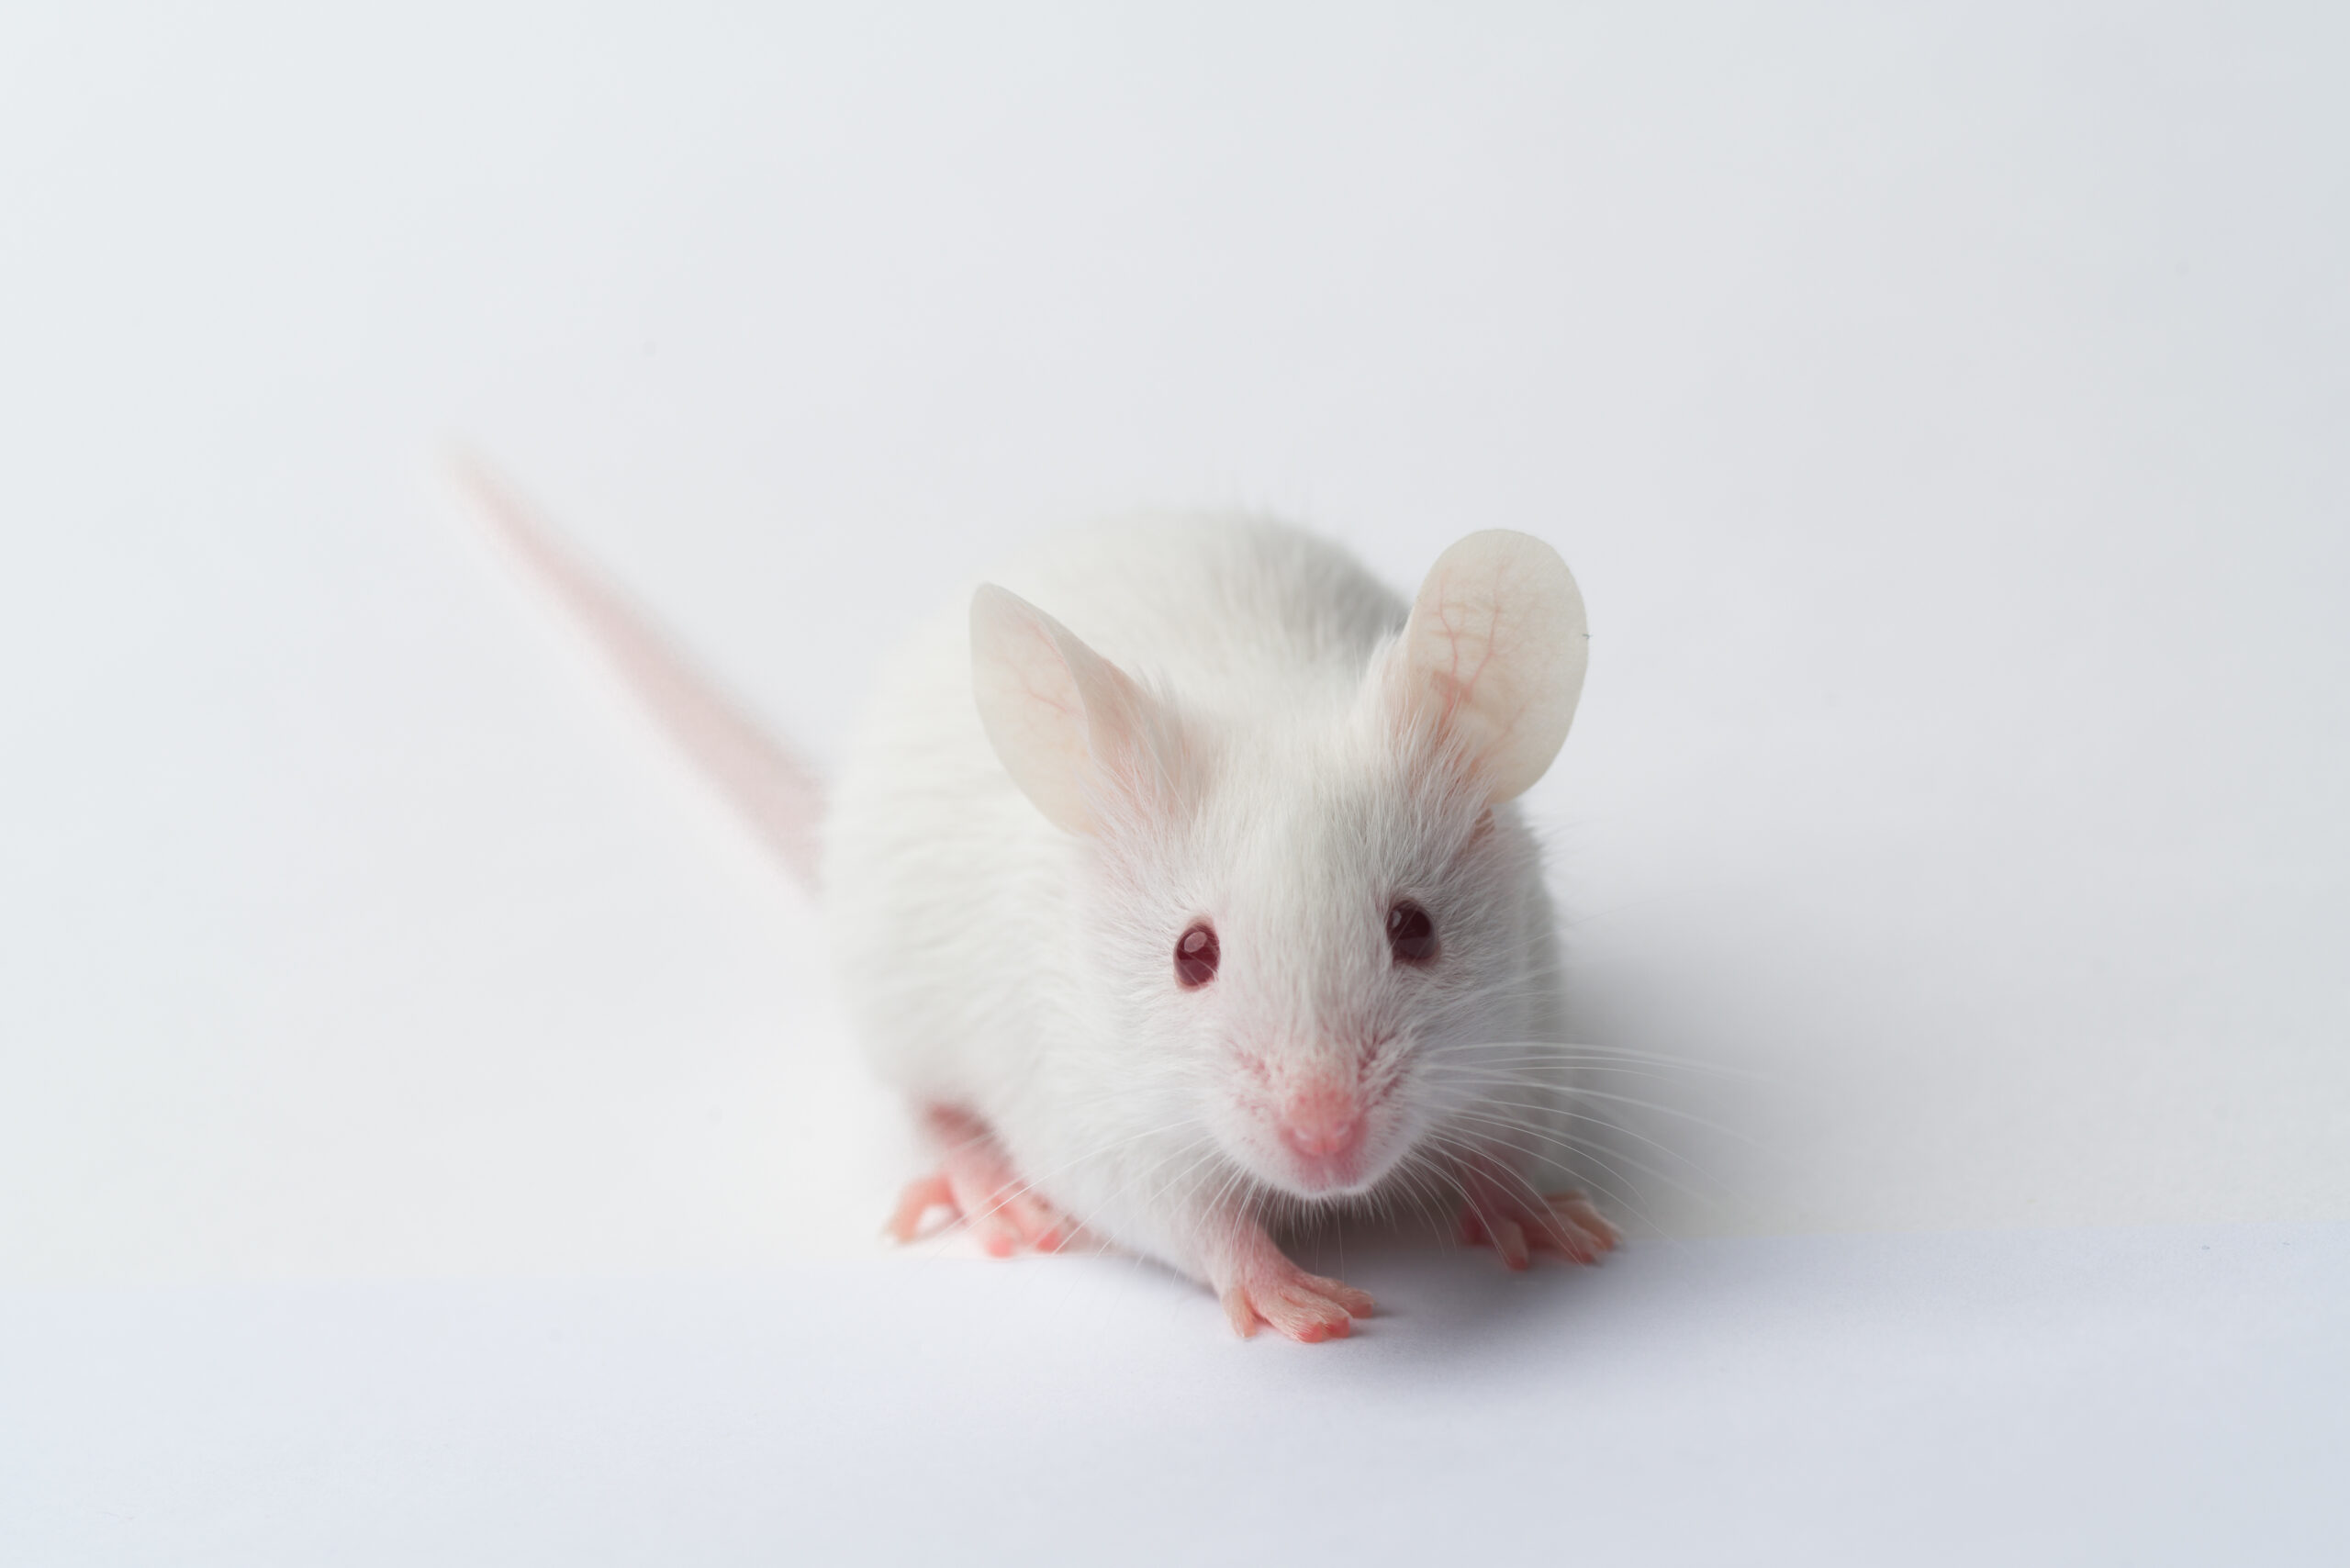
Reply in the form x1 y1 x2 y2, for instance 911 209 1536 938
6 1227 2345 1564
2 3 2345 1560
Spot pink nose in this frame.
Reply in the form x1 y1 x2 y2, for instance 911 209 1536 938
1278 1086 1362 1161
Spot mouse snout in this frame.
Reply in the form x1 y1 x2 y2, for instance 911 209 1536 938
1280 1092 1360 1159
1275 1081 1365 1178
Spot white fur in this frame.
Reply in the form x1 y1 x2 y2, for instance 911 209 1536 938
823 514 1589 1280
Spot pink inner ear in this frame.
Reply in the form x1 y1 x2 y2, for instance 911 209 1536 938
970 586 1107 834
970 583 1195 834
1081 670 1200 829
1008 615 1086 726
1424 666 1485 724
1419 583 1505 711
1378 621 1494 764
1385 530 1584 803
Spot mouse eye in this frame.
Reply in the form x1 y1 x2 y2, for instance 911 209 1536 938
1386 902 1438 965
1174 923 1220 988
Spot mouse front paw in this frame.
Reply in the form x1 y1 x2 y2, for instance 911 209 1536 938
1206 1224 1374 1343
888 1106 1073 1257
1459 1183 1618 1270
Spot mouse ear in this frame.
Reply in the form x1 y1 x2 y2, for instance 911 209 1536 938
970 584 1180 835
1382 530 1588 802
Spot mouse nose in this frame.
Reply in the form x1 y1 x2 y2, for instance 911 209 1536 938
1277 1084 1363 1161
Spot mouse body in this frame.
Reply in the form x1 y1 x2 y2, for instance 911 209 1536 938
825 515 1614 1339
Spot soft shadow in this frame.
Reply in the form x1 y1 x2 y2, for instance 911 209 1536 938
1278 1212 1639 1362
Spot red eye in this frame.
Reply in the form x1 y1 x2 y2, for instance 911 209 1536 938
1174 923 1220 988
1387 902 1438 965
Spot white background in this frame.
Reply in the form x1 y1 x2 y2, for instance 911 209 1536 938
2 3 2344 1561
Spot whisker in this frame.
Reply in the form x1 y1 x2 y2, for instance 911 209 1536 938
1441 1107 1716 1210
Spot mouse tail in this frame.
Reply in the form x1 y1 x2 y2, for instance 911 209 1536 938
449 451 825 893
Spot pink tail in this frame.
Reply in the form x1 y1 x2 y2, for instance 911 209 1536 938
453 454 825 891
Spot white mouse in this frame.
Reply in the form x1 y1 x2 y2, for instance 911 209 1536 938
463 469 1615 1341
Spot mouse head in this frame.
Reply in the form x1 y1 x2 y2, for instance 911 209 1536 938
970 531 1587 1204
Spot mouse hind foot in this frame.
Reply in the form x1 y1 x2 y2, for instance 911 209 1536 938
888 1106 1072 1257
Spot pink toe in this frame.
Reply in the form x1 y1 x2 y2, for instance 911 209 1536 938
887 1173 955 1242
